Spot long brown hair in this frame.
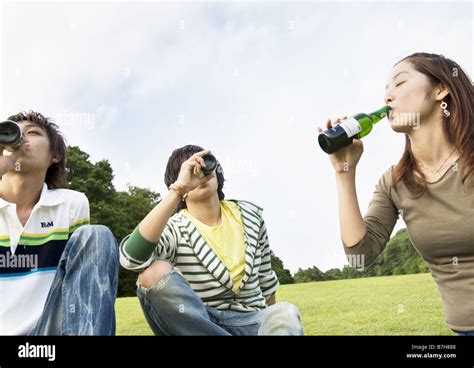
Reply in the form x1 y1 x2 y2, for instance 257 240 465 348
392 53 473 197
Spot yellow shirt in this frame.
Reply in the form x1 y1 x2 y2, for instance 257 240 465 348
183 201 246 293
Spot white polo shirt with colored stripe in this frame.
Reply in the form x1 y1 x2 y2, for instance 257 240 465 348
0 183 90 335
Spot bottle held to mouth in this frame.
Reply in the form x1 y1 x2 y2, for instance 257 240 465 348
194 154 217 178
318 105 390 154
0 120 24 152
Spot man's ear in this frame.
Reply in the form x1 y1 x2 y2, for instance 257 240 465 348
434 83 450 101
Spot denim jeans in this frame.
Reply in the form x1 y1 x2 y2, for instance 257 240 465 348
137 269 304 336
455 330 474 336
29 225 119 335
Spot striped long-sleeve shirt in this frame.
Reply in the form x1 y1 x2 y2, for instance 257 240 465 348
120 200 279 312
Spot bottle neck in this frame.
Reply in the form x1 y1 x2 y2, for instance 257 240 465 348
369 105 390 124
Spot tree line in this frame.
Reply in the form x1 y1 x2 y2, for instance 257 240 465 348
66 146 428 296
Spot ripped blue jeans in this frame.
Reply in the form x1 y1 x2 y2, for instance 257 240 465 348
29 225 119 336
137 269 304 336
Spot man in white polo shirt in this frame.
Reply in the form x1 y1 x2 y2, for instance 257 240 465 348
0 111 119 335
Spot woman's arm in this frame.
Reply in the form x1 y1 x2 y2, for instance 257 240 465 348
335 169 367 247
319 117 367 246
319 118 398 267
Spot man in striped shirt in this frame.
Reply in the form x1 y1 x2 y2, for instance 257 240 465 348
0 111 119 335
120 145 303 335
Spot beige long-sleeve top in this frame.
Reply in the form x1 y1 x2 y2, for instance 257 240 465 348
343 160 474 331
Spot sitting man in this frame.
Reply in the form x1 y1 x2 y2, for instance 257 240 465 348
0 111 119 335
120 145 303 335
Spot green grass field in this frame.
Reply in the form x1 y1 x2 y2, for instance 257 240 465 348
116 272 454 335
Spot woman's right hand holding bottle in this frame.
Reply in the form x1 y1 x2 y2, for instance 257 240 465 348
318 116 364 173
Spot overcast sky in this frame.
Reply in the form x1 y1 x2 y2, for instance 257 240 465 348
1 0 472 274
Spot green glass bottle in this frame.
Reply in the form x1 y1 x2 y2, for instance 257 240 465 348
318 105 390 154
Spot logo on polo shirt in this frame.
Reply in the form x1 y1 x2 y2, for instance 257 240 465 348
41 221 54 228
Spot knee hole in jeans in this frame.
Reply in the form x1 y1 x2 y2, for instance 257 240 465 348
137 260 173 290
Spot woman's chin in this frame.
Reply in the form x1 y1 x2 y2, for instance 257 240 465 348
389 122 412 133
